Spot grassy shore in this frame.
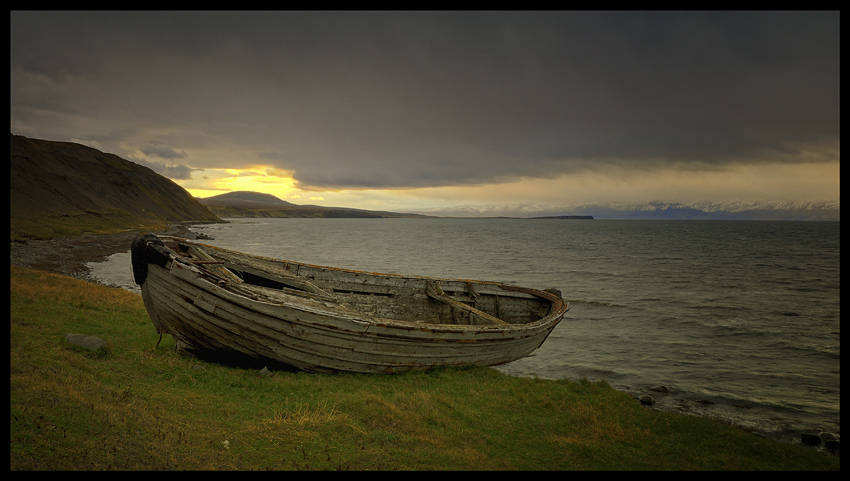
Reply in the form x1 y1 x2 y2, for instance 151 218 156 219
10 212 170 241
10 265 839 470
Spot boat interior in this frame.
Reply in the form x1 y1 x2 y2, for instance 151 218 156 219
162 237 561 327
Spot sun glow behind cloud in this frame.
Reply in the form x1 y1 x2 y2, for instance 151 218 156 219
171 159 839 215
176 165 298 200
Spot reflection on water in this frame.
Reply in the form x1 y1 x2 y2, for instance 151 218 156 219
87 251 139 295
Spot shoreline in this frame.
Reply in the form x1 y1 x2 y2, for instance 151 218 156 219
9 224 839 455
9 224 213 282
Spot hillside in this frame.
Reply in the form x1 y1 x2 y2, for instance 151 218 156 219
10 134 221 240
197 191 295 209
198 191 428 219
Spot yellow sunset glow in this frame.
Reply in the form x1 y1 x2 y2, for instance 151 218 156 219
172 160 840 214
175 165 298 200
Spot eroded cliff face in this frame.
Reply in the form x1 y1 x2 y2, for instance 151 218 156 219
11 133 220 239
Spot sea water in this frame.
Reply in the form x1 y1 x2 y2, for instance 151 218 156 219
89 218 840 444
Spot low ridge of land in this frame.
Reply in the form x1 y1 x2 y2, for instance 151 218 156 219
198 191 428 219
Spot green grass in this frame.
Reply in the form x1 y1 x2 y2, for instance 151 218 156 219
10 265 840 470
10 212 169 241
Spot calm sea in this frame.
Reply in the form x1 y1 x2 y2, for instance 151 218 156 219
89 218 840 444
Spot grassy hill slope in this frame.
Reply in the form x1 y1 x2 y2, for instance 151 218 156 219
10 134 220 240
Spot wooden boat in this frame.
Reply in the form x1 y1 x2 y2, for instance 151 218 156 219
131 233 569 373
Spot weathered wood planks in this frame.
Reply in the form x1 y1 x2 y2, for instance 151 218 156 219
134 235 569 373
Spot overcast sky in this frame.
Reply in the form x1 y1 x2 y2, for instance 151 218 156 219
10 11 840 214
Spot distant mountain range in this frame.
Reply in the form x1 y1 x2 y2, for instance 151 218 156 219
580 201 840 221
197 191 427 219
10 133 837 243
202 194 840 221
417 200 840 221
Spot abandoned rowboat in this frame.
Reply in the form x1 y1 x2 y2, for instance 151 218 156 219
131 233 569 373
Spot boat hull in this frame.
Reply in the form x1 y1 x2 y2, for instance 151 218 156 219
134 235 568 373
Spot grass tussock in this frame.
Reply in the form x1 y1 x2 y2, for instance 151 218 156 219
10 265 839 470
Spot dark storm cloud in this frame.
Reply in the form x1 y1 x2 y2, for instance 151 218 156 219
133 157 195 180
10 11 840 190
140 143 188 159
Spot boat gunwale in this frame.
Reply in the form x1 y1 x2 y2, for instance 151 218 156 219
144 265 552 366
166 257 565 336
158 236 569 332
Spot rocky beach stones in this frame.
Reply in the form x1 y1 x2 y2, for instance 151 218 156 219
801 432 840 452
